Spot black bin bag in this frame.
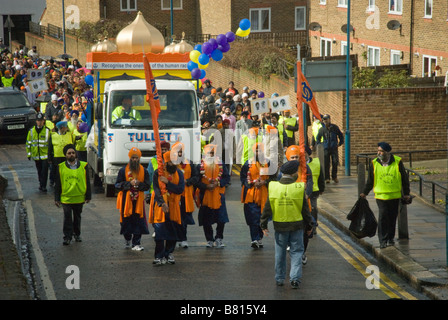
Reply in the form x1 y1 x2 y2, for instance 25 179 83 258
346 197 378 239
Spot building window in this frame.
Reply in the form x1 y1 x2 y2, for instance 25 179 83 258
367 46 380 66
389 0 402 14
250 8 271 32
320 38 332 57
319 0 326 5
341 41 347 55
338 0 348 7
121 0 137 11
423 55 437 77
424 0 432 18
161 0 182 10
390 50 401 65
295 6 306 30
368 0 375 11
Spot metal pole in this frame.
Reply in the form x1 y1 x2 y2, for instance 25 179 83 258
345 0 351 176
302 59 307 145
170 0 174 42
62 0 66 54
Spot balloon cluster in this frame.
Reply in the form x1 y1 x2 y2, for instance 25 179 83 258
188 19 251 80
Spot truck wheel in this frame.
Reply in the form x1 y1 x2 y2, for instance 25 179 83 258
105 184 116 197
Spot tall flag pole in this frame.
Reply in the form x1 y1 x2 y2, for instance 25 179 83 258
296 61 322 183
143 52 165 193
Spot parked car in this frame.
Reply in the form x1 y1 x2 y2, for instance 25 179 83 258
0 87 37 137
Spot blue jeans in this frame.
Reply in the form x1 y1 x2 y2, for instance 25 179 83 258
274 229 304 283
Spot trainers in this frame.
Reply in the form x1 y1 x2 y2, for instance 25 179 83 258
167 254 175 264
214 238 225 248
74 235 82 242
257 240 263 248
179 241 189 248
290 280 300 289
125 240 131 249
251 240 259 249
132 245 144 251
63 238 71 246
302 253 307 265
206 241 214 248
153 257 167 265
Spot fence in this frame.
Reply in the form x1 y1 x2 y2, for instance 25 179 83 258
29 21 77 41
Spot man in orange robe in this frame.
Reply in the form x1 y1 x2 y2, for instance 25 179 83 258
115 147 150 251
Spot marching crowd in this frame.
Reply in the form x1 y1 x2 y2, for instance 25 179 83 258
8 46 410 289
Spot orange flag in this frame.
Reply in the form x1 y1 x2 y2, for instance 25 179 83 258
143 53 166 192
296 61 321 122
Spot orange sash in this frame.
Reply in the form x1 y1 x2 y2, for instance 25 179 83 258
200 162 224 210
241 161 269 212
148 168 182 225
116 164 145 223
179 163 195 213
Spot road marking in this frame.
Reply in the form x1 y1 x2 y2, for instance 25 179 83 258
8 165 23 199
318 222 418 300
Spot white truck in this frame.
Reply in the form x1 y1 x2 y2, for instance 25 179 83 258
87 78 201 197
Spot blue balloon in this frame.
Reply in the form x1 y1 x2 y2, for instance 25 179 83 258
198 53 210 65
187 60 198 71
85 75 94 86
239 18 251 31
200 69 206 79
194 44 202 52
211 49 223 61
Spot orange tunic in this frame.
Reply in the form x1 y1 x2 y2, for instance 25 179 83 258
116 164 146 223
241 161 269 212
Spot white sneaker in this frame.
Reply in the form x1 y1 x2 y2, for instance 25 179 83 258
132 244 144 251
206 241 214 248
167 254 175 264
215 238 225 248
152 232 155 238
180 241 189 248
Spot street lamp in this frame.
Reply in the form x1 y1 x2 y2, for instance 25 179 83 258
345 0 351 176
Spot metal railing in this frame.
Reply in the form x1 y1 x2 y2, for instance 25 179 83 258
356 149 447 205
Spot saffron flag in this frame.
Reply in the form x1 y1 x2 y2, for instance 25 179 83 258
296 61 321 122
143 54 165 192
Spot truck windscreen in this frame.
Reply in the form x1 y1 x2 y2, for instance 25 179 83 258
109 89 198 129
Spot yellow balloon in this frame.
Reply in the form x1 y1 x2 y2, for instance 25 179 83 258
198 62 209 70
236 27 251 37
189 50 201 63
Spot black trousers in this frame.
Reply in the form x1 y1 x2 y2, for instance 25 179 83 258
203 222 225 242
324 148 339 180
376 199 400 244
34 159 48 189
62 203 83 240
154 240 176 259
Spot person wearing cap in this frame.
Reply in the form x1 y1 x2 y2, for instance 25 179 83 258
67 109 80 132
111 95 142 123
195 144 230 248
315 114 344 183
54 144 91 245
48 121 75 187
240 142 276 249
115 147 151 251
171 142 199 248
360 142 411 249
26 112 51 192
260 160 313 289
148 150 185 264
73 122 89 162
202 79 214 97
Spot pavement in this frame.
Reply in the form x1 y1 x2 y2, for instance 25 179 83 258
0 159 447 300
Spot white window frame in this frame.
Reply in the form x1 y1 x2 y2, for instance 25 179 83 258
338 0 348 8
249 8 271 32
319 0 327 5
120 0 137 11
422 55 437 77
295 6 306 30
390 50 401 65
424 0 433 18
367 46 380 66
341 41 347 55
368 0 376 11
161 0 183 10
320 37 332 57
389 0 402 14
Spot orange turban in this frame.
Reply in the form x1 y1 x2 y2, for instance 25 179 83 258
265 125 277 133
285 145 300 161
203 144 217 155
252 142 265 154
248 127 259 136
128 147 141 159
163 151 172 163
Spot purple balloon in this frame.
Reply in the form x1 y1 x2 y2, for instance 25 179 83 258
225 31 236 43
191 68 202 79
216 34 227 46
208 38 218 50
218 42 230 53
202 42 213 55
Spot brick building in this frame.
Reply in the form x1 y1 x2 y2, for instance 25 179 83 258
309 0 448 78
